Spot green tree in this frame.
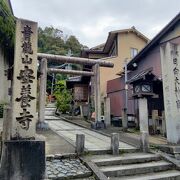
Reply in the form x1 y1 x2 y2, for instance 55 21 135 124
38 26 65 55
38 26 86 57
53 80 72 114
0 0 15 55
65 35 82 57
38 26 88 69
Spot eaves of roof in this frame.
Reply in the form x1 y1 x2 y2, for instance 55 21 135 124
103 27 149 53
127 12 180 70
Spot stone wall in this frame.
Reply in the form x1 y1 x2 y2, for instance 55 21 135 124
0 47 11 121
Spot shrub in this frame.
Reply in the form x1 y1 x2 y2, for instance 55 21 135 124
54 80 72 114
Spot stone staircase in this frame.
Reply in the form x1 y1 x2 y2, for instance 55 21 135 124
89 153 180 179
45 103 56 117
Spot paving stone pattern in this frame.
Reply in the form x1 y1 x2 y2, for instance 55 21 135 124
46 158 92 179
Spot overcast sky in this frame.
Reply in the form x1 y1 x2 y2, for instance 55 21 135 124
11 0 180 47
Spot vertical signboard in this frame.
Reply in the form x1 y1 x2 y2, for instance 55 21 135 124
160 42 180 144
12 19 37 139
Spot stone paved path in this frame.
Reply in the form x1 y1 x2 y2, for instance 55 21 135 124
45 116 136 152
37 129 75 155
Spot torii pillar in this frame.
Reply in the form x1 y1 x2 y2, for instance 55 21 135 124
92 64 105 129
36 58 49 130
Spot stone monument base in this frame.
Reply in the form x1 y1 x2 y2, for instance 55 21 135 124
0 140 45 180
91 121 106 129
36 121 49 131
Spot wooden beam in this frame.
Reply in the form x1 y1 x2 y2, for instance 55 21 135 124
38 53 114 68
48 68 94 76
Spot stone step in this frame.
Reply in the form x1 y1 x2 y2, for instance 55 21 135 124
100 160 173 177
45 111 55 116
45 107 56 111
110 170 180 180
45 116 60 120
74 177 96 180
92 153 161 166
46 103 56 108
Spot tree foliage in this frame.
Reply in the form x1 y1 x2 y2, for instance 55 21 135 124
38 26 86 57
0 0 15 53
53 80 72 114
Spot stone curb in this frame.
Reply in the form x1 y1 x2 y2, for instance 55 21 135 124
80 157 108 180
46 153 78 160
151 150 180 170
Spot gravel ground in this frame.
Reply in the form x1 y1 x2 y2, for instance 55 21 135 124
46 158 92 179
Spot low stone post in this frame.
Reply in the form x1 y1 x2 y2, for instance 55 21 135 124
111 133 119 155
140 131 149 153
122 108 128 131
104 97 111 127
76 134 85 155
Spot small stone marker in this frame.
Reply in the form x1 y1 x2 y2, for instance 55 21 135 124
111 133 119 155
140 131 149 153
76 134 85 155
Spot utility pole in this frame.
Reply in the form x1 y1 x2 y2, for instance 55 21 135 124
122 58 128 131
124 58 128 111
66 49 73 70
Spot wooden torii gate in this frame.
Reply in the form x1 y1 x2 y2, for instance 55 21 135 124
37 53 114 129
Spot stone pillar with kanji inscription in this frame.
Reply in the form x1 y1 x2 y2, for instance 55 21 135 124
11 19 38 139
160 42 180 145
0 19 45 180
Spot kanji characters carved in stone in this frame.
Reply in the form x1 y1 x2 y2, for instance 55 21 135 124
22 25 33 42
22 55 32 64
16 84 35 108
16 109 33 130
22 41 33 54
17 66 35 84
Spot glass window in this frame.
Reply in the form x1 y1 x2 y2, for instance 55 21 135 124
131 48 138 58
